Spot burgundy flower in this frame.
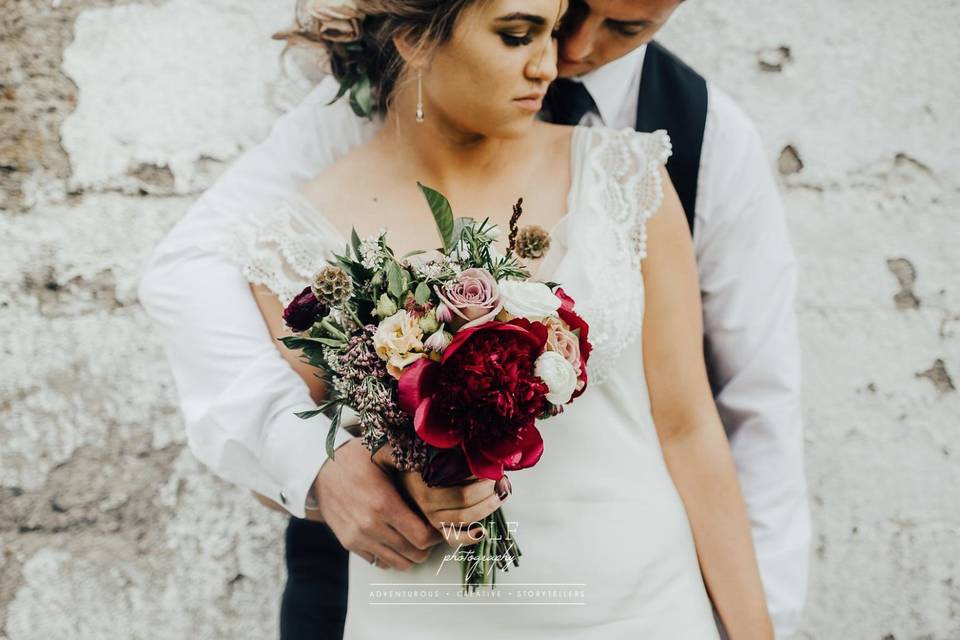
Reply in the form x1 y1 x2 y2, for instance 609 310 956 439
398 319 549 481
554 287 591 399
283 286 328 332
421 447 472 487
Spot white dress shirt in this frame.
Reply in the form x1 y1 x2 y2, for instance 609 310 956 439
138 43 809 638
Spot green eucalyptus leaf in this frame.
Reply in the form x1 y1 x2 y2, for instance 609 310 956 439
295 408 326 420
328 72 354 105
350 75 374 118
351 228 363 260
414 281 431 305
387 261 406 298
325 403 344 460
278 335 340 350
418 182 455 252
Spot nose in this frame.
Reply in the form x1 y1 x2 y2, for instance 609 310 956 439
527 37 559 84
560 17 597 62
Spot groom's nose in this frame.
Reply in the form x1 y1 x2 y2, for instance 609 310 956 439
560 13 600 63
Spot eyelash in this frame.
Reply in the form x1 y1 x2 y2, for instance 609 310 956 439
500 29 562 47
500 33 533 46
610 24 644 37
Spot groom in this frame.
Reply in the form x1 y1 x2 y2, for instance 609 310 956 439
139 0 810 638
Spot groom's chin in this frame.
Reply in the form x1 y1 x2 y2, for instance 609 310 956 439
557 59 592 79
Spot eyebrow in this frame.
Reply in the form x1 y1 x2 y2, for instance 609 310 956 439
495 13 548 26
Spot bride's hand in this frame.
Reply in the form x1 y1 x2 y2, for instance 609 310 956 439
398 472 505 549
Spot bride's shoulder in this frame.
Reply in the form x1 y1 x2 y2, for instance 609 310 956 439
529 120 577 155
300 139 385 216
578 125 673 168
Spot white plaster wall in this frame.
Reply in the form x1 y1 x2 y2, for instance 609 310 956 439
1 0 957 638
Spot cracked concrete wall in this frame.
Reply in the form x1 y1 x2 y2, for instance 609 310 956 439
1 1 957 639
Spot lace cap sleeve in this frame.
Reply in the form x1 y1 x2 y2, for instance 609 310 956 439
601 128 673 264
201 198 342 307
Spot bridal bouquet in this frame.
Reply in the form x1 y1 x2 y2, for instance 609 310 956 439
279 183 591 590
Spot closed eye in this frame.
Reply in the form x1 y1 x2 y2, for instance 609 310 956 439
501 32 534 46
607 21 650 37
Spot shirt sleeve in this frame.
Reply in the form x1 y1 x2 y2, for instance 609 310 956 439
137 77 375 518
694 84 812 638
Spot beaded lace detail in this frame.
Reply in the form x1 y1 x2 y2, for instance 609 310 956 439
571 127 672 386
209 199 341 307
210 126 671 389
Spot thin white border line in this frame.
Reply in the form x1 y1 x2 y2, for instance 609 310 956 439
369 583 587 586
368 603 587 606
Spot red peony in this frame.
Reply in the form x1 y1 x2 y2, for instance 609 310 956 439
554 287 591 398
398 318 549 481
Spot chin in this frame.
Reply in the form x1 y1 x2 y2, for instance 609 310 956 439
558 61 592 78
473 112 538 140
499 116 539 139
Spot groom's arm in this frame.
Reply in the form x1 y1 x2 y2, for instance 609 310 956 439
693 85 812 638
137 78 377 517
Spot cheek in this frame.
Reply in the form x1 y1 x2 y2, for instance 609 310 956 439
444 54 518 114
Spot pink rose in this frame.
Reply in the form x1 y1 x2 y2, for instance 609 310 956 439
434 268 503 331
543 316 582 380
304 0 363 43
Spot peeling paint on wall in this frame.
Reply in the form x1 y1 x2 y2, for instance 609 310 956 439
2 0 959 639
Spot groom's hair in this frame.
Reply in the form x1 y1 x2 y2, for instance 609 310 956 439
275 0 491 116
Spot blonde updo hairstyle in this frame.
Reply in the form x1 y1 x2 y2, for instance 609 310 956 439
274 0 489 117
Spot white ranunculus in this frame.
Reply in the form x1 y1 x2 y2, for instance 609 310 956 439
498 280 561 320
534 351 579 405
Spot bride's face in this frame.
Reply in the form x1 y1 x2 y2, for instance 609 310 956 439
421 0 567 137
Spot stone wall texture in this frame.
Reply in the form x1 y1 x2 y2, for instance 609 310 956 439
2 1 958 638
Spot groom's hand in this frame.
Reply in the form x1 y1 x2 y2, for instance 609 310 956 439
310 439 444 570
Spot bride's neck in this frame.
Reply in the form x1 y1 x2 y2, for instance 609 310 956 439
372 87 530 192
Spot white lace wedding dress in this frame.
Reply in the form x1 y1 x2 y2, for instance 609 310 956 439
218 125 721 639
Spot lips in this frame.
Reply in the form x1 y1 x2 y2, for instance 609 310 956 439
514 93 546 111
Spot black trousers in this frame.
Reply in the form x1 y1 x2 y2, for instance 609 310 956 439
279 517 349 640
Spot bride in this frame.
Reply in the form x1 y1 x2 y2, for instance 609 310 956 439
223 0 773 637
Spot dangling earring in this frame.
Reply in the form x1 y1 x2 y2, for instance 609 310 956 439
416 69 425 123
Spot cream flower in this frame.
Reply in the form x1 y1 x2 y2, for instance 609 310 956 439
386 352 427 380
373 311 424 378
498 280 561 321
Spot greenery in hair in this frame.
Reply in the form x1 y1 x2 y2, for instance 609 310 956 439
329 42 375 118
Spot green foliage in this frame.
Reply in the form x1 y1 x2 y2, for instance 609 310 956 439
414 281 432 305
418 182 456 252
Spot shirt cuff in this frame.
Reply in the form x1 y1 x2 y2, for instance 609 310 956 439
261 405 356 519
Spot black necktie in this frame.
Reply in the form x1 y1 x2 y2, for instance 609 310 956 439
544 79 598 126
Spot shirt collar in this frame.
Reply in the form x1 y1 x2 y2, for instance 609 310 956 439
577 44 647 126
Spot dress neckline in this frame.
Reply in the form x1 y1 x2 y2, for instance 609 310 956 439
289 125 585 280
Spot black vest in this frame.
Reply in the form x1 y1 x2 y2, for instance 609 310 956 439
635 41 708 234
